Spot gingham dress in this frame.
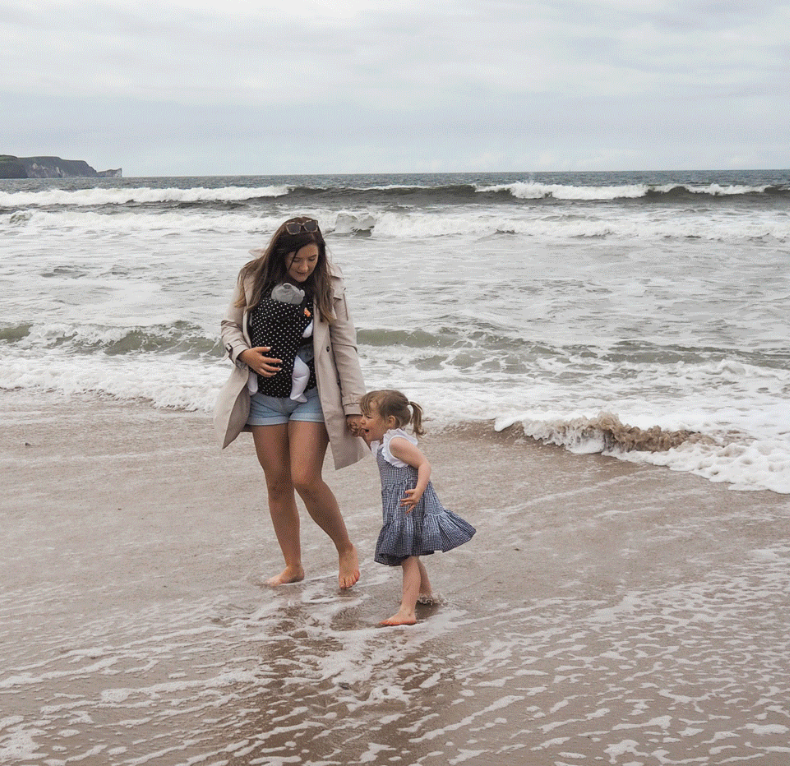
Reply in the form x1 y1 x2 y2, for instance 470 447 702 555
372 429 476 566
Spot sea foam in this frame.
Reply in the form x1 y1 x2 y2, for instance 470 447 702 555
0 184 289 208
3 170 788 495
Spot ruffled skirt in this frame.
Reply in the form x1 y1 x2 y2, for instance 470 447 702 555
374 469 476 566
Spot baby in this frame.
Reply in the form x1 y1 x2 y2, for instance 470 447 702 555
247 282 313 401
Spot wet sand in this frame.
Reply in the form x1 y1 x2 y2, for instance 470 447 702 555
2 392 789 765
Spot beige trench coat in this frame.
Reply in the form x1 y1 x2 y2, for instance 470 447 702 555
213 270 367 470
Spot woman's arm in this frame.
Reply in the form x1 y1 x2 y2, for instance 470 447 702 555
329 282 366 417
219 278 250 364
220 277 282 375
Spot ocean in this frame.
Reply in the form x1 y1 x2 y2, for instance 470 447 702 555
2 169 789 493
3 169 790 766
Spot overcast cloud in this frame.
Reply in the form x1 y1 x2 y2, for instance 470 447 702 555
1 0 787 176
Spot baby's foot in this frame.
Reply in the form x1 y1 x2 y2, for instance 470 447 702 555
338 546 360 590
265 565 305 587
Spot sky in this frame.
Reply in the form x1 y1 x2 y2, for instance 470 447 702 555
1 0 788 176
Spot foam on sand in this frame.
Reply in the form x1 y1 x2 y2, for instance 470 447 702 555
2 393 789 765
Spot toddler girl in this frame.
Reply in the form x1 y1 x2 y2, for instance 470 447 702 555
359 390 476 626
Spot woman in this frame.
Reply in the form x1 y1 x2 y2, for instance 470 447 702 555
214 217 367 589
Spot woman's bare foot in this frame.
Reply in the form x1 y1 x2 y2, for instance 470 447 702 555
378 610 417 627
338 545 360 590
265 565 305 587
417 592 438 605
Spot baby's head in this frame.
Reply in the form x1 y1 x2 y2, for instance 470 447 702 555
359 389 425 437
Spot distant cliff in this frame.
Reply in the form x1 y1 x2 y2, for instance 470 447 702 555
0 155 122 179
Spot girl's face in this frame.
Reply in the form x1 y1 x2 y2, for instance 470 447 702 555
359 404 396 443
286 244 319 283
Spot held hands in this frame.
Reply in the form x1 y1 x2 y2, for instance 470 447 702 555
239 347 282 377
346 415 364 437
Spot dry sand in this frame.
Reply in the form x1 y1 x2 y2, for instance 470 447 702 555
2 392 789 765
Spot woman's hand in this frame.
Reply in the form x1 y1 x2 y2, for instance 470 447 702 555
239 347 282 377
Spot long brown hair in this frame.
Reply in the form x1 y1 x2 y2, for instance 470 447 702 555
234 216 335 323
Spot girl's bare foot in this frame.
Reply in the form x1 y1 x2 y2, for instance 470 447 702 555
265 565 305 587
338 545 360 590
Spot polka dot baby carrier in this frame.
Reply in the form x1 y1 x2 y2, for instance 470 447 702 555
248 289 317 399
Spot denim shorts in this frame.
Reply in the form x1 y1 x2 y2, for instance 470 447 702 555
247 386 324 426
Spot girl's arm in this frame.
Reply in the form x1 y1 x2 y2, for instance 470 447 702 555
388 437 432 513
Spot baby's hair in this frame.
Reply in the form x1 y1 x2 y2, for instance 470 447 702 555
360 389 425 437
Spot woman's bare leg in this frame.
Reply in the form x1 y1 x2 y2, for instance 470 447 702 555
251 424 305 586
288 421 360 590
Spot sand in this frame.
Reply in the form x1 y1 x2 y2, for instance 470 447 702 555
2 392 789 765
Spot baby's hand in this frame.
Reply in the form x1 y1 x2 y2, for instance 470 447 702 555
400 488 423 513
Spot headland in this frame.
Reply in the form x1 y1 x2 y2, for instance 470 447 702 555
0 154 121 178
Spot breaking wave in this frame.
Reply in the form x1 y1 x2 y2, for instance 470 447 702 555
500 411 710 453
2 176 787 212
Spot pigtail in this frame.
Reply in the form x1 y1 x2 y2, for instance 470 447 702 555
408 400 425 437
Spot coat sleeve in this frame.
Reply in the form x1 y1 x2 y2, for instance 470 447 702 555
220 278 250 365
329 280 366 416
214 275 254 449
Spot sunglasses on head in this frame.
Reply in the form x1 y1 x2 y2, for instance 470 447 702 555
284 219 319 235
